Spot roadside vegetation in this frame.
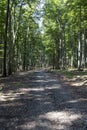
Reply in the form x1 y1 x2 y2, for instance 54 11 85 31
49 68 87 96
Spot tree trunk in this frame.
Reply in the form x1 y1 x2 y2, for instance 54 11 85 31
78 4 82 71
3 0 10 76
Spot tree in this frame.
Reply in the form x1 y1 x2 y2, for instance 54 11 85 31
3 0 10 76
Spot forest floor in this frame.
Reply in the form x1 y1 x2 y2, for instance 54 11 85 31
0 69 87 130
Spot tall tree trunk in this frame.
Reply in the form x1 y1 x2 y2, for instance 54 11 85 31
8 1 13 75
3 0 10 76
81 30 85 68
61 27 66 69
8 9 12 75
55 40 60 69
78 4 82 70
15 3 23 71
23 39 26 71
84 29 87 67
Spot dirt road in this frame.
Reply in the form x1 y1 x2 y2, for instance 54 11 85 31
0 70 87 130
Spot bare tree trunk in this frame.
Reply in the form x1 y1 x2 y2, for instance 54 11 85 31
78 4 82 71
61 27 66 69
81 30 85 68
3 0 10 76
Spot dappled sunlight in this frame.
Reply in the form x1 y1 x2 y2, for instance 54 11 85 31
0 83 4 90
44 101 51 105
59 98 87 107
72 80 87 87
36 75 44 78
35 79 47 82
17 71 34 76
0 86 32 101
0 88 34 102
20 87 45 92
0 102 23 107
19 110 82 130
0 71 87 129
19 121 37 130
33 79 57 83
67 98 87 103
38 111 82 129
0 91 24 101
0 80 60 102
62 72 87 93
40 111 81 123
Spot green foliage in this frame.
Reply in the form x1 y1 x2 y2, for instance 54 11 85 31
0 0 87 76
43 0 87 69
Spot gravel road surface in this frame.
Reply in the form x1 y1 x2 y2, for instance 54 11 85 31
0 70 87 130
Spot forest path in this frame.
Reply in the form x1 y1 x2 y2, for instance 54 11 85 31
0 70 87 130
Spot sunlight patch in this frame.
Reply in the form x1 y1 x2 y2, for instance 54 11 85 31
0 92 21 101
35 79 47 82
18 111 82 130
68 98 87 103
73 80 87 86
36 75 44 78
35 79 57 83
30 88 45 91
0 83 4 90
19 121 37 129
0 95 7 101
40 111 82 125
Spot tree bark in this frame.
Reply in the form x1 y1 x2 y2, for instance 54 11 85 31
3 0 10 76
78 4 82 71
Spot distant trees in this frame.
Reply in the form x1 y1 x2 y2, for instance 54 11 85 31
43 0 87 70
0 0 46 76
0 0 87 76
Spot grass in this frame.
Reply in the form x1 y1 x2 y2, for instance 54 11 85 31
50 69 87 90
50 69 87 79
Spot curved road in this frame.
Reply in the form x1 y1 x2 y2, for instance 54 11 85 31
0 70 87 130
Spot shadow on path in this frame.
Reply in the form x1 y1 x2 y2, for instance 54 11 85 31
0 70 87 130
